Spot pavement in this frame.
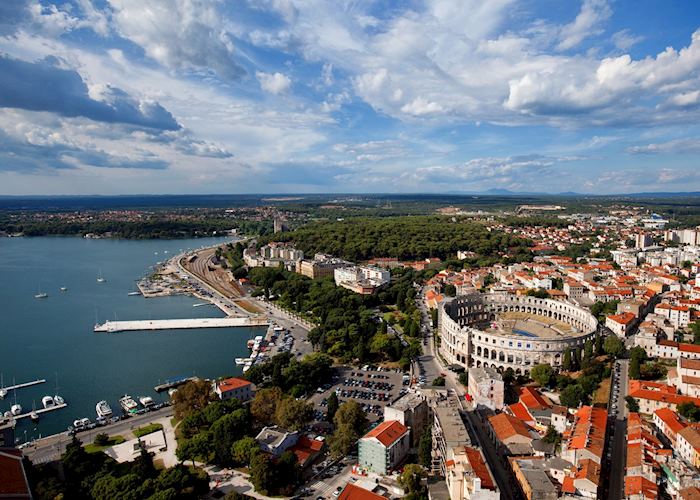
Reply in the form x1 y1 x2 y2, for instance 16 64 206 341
605 359 629 500
23 406 174 464
105 416 178 468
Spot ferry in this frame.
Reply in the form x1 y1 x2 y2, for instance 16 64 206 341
119 395 138 414
138 396 155 409
96 400 113 419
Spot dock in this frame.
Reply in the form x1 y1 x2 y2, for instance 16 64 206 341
2 379 46 392
94 316 269 333
13 403 68 421
154 376 200 393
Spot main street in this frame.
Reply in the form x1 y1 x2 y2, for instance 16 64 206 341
606 359 629 500
24 406 174 464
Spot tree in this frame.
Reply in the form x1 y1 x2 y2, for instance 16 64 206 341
458 372 469 386
584 339 594 360
531 364 553 387
176 431 212 466
250 387 283 427
135 444 157 480
94 433 109 446
211 409 249 464
275 398 313 431
629 346 647 380
329 401 368 457
276 451 300 495
678 401 700 422
503 368 515 385
603 335 625 358
571 348 580 371
250 453 274 495
542 426 562 450
172 379 215 421
432 376 446 386
444 284 456 297
326 392 339 423
595 334 603 356
562 348 572 371
231 436 260 465
625 396 639 413
559 384 585 408
418 427 432 467
430 308 438 328
692 321 700 345
398 464 425 494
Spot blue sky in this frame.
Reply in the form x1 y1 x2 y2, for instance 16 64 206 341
1 0 700 195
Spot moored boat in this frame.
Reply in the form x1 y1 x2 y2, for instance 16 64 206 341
119 394 138 414
138 396 155 409
96 400 112 419
10 404 22 416
42 396 55 409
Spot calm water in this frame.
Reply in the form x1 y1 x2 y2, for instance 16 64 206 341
0 236 262 439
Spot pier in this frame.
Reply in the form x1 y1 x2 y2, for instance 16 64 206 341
2 379 46 392
94 316 269 333
154 376 199 393
13 403 68 421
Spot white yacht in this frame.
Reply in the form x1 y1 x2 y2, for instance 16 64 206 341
96 400 112 419
0 375 7 399
119 394 138 414
42 396 55 409
138 396 155 409
54 395 65 405
34 292 48 299
10 404 22 416
30 404 39 422
97 269 106 283
60 287 67 292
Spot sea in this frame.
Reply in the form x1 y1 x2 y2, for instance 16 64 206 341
0 236 263 440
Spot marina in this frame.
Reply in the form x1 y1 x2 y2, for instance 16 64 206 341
1 379 46 393
154 376 199 393
94 316 269 332
11 403 68 421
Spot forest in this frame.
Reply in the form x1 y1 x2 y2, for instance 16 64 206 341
262 216 533 261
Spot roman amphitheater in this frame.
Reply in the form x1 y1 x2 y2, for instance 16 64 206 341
439 293 599 376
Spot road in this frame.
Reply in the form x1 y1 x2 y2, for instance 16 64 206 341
606 359 629 500
24 406 174 464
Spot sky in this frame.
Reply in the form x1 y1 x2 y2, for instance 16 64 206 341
1 0 700 195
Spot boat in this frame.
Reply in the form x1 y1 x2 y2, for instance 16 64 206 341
0 374 6 399
97 269 106 283
54 395 65 405
138 396 155 409
168 388 177 397
34 292 48 299
42 396 55 409
242 362 252 373
30 402 39 422
246 339 255 349
96 400 112 419
119 395 138 414
60 287 67 292
73 418 90 430
10 404 22 416
192 302 211 307
128 291 141 296
234 357 251 365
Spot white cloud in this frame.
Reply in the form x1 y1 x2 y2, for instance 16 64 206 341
108 0 245 80
556 0 611 51
611 29 643 51
627 137 700 154
256 71 292 94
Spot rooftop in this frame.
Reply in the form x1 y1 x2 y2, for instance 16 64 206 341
362 420 408 447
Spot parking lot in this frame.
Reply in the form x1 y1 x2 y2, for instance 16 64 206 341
309 366 409 423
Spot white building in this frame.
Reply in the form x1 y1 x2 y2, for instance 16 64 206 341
468 366 504 411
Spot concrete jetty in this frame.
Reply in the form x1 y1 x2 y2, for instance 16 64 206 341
3 379 46 392
13 403 68 421
94 316 268 333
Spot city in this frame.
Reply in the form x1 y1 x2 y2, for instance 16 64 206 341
2 1 700 500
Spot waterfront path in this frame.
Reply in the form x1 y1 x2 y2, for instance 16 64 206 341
23 406 174 464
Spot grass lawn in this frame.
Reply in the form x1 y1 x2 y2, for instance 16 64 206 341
84 435 126 453
593 377 611 405
133 423 164 438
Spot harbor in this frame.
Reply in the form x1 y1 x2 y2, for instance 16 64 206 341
94 316 269 333
1 378 46 393
12 403 68 421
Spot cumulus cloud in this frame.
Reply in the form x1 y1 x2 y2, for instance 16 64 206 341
256 71 292 94
108 0 245 80
0 54 180 130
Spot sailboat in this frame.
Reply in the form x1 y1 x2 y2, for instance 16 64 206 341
59 287 68 292
97 269 106 283
30 401 39 422
0 374 7 399
35 283 48 299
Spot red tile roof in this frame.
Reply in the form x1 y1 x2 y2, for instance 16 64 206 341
606 312 636 325
464 447 496 490
362 420 408 447
338 483 385 500
562 475 576 494
217 377 251 392
563 406 607 460
519 387 550 410
681 358 700 371
681 343 700 354
625 476 658 499
488 413 532 442
0 448 31 499
288 435 324 465
508 402 533 423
